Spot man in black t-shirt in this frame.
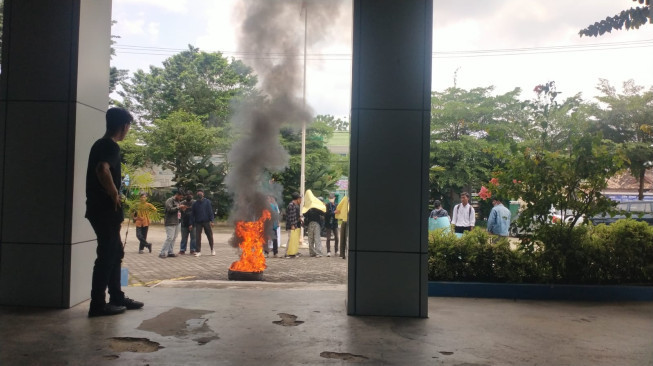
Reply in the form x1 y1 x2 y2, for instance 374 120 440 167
85 107 143 317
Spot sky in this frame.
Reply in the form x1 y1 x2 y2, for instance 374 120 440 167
111 0 653 120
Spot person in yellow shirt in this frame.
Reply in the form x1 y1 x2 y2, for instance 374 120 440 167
335 195 349 259
133 192 156 254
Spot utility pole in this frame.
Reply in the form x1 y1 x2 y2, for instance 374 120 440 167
300 1 308 241
300 2 307 203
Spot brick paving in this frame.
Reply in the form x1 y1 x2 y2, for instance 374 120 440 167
121 222 348 287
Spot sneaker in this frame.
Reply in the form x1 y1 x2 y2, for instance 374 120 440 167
159 254 167 258
327 252 331 257
273 254 278 258
194 252 202 257
147 243 152 253
88 304 126 318
167 253 177 258
178 251 185 255
211 250 216 256
315 254 323 258
190 251 196 255
138 250 144 254
111 297 144 310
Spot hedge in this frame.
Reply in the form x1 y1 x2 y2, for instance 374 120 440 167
428 219 653 285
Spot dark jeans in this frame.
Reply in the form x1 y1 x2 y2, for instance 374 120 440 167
87 216 124 309
339 222 348 258
326 226 339 253
454 226 472 234
136 226 149 251
179 224 196 252
195 221 214 253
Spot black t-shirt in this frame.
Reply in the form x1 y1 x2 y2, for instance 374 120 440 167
85 137 123 221
303 208 323 225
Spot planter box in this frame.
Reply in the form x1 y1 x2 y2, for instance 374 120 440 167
428 281 653 301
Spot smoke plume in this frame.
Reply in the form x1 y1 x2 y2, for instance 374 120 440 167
225 0 344 235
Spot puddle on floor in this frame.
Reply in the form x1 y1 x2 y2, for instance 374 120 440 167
138 307 219 345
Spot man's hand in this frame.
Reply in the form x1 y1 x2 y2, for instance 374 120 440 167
96 162 121 211
210 222 214 227
111 193 121 211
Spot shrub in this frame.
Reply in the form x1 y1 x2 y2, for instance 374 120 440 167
428 220 653 285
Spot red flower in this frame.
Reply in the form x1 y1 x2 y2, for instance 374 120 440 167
489 178 499 186
479 186 492 200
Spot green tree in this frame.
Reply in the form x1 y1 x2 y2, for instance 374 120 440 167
118 45 258 128
430 137 499 211
429 86 522 210
274 119 344 203
314 114 349 132
431 86 525 142
579 0 651 37
140 110 223 186
592 79 653 199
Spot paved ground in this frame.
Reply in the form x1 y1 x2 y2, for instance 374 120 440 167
121 222 347 287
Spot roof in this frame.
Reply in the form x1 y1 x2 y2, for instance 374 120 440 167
605 169 653 192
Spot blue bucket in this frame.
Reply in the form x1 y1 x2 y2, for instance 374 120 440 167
120 267 129 286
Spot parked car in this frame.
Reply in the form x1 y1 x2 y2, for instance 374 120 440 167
590 200 653 225
510 207 585 236
551 209 585 225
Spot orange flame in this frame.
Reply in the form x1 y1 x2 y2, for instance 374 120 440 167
229 210 271 273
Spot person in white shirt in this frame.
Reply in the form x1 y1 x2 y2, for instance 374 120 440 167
451 192 475 234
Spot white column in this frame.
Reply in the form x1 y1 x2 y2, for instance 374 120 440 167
348 0 432 317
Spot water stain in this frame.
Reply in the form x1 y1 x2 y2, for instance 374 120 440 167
138 307 219 345
109 337 163 353
320 351 369 362
273 313 304 326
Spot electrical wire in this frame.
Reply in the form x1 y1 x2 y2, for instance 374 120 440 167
113 38 653 61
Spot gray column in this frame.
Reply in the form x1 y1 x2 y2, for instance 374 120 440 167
0 0 112 307
348 0 432 317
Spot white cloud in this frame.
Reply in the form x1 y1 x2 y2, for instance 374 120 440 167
110 0 653 116
147 22 160 38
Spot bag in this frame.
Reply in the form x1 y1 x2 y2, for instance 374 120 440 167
429 216 451 233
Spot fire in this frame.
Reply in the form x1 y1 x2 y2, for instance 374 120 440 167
229 210 271 273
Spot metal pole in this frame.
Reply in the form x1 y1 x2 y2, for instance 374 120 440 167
300 2 307 241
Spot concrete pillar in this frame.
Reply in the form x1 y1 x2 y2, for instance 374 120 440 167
0 0 112 307
348 0 432 317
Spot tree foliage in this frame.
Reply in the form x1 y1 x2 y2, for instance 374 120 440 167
140 111 223 183
314 114 349 132
273 119 344 203
429 86 522 210
579 1 652 37
591 79 653 199
118 45 258 128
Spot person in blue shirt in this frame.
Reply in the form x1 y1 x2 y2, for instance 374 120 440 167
190 189 215 257
487 197 511 237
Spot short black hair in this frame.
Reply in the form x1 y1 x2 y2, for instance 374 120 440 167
291 192 300 200
106 107 133 134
